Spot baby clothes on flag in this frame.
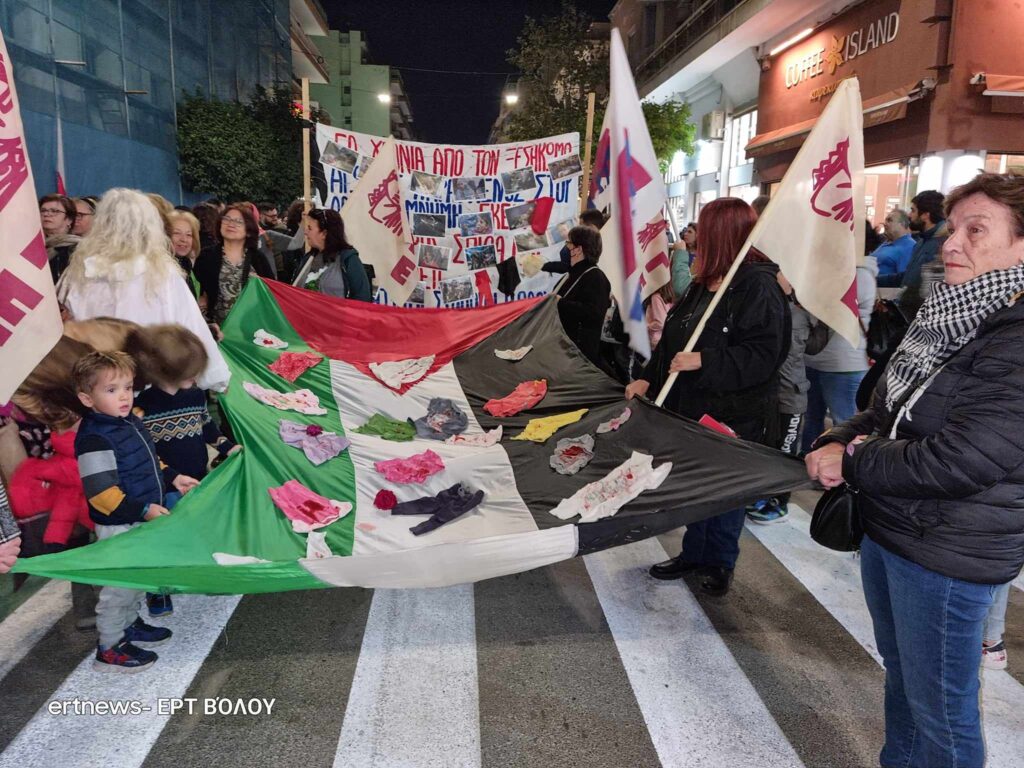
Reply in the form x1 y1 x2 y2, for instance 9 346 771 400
213 552 271 566
374 449 445 484
355 414 416 442
549 451 672 523
446 426 503 447
369 355 435 390
254 329 288 349
269 351 323 382
305 531 333 560
412 398 468 440
243 381 327 415
268 480 352 533
484 379 548 417
549 434 595 475
279 420 350 465
494 345 533 361
512 409 588 443
391 482 485 536
597 407 632 434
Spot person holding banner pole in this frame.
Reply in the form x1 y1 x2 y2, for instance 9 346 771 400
625 198 790 595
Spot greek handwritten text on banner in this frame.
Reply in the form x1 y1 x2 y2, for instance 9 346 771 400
0 28 62 401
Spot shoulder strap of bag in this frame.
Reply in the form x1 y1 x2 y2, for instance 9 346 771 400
560 265 599 300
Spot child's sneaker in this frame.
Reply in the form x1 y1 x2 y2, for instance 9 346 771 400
147 593 173 618
93 640 157 673
123 617 173 647
746 498 790 525
982 641 1008 670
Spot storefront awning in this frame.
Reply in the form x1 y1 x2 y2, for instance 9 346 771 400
971 73 1024 114
744 82 932 158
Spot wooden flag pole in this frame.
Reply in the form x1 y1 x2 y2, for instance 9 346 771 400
301 77 312 252
579 92 597 215
653 239 753 407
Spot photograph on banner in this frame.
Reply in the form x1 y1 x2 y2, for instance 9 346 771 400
466 244 498 270
548 217 575 244
407 282 426 304
440 274 475 304
410 170 446 198
457 211 494 237
548 154 583 180
411 212 447 238
453 177 488 202
506 200 537 230
417 243 452 271
321 140 359 173
501 167 537 195
514 230 549 252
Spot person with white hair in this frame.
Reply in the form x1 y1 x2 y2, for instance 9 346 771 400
59 188 230 391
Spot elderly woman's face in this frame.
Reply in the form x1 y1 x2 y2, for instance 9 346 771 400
942 193 1024 285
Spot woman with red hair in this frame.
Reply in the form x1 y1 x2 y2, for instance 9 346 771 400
626 197 791 595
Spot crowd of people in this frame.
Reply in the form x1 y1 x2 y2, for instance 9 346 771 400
1 172 1023 766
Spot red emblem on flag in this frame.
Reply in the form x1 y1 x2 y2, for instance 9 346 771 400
637 218 668 250
810 138 855 230
368 169 403 236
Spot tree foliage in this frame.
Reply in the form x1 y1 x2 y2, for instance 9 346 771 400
502 1 695 172
177 87 322 204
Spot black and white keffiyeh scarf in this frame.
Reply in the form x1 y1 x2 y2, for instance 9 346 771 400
885 264 1024 409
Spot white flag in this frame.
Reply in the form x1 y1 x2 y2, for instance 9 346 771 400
340 137 417 306
0 30 62 402
591 28 671 360
748 77 866 346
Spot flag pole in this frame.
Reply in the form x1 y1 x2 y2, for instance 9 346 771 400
579 91 596 214
653 238 754 407
301 77 312 252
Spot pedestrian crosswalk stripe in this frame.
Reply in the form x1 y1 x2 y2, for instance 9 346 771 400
0 580 70 683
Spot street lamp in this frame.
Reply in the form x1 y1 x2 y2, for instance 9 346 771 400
377 93 391 104
504 92 519 105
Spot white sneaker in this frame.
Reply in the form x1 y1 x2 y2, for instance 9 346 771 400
982 641 1008 670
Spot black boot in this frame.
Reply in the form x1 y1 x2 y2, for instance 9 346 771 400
699 567 734 596
649 557 704 580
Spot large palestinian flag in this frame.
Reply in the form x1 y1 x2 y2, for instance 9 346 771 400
15 279 810 593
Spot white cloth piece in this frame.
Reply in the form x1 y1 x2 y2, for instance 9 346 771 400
549 451 672 523
253 329 288 349
62 259 231 391
597 407 632 433
213 552 272 566
243 381 328 415
494 346 533 361
369 355 435 390
306 531 333 560
445 426 503 447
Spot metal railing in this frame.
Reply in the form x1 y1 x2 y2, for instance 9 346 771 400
634 0 752 87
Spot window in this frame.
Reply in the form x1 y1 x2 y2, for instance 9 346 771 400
728 110 757 169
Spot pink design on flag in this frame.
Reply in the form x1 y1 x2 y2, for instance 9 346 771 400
268 480 351 533
368 169 403 236
810 138 855 230
374 449 445 484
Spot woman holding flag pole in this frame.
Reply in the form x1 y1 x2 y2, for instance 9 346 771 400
626 198 791 596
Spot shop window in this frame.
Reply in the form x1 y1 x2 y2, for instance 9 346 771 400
985 153 1024 174
864 162 910 227
728 110 757 169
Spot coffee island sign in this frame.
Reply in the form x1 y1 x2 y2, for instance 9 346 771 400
783 11 900 101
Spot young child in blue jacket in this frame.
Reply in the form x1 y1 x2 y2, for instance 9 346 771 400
73 351 199 672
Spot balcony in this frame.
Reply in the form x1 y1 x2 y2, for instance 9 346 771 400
290 0 329 36
290 11 329 83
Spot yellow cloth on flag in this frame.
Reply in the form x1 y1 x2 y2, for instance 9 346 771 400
512 409 588 443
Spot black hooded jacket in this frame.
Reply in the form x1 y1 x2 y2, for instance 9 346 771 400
644 261 791 441
556 258 611 367
820 297 1024 585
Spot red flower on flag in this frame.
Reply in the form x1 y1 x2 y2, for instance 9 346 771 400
368 169 403 236
810 138 855 230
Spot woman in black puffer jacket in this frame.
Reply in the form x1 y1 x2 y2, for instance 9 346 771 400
806 172 1024 768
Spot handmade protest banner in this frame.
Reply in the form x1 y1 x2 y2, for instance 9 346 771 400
0 28 62 402
312 125 581 308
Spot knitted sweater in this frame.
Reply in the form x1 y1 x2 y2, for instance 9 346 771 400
134 385 234 480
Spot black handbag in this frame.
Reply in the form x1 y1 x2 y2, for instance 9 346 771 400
866 299 909 361
810 484 862 552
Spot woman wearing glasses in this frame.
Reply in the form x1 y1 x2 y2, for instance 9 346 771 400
194 204 276 327
39 194 80 282
297 208 372 301
556 225 611 367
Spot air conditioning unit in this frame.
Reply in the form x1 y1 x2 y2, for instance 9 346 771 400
701 110 726 141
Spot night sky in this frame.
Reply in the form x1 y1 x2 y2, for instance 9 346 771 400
324 0 616 144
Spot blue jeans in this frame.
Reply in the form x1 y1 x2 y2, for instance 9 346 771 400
802 368 866 453
679 506 746 570
861 534 995 768
983 581 1013 644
